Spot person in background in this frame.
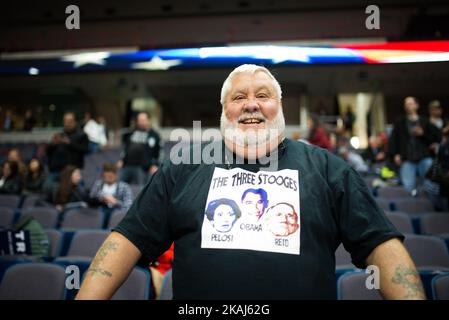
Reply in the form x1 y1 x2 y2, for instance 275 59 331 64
389 96 441 197
89 163 133 223
149 243 174 299
307 114 334 152
342 106 356 135
97 116 109 145
80 111 92 129
339 146 369 174
428 100 447 131
119 112 161 185
83 114 108 153
362 136 386 164
22 110 37 131
51 165 89 212
428 100 449 152
0 161 22 195
24 158 47 195
3 110 14 132
45 112 89 192
7 148 27 184
436 131 449 210
362 135 387 175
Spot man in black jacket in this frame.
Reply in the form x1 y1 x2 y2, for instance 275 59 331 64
389 97 441 196
45 112 89 190
119 112 161 185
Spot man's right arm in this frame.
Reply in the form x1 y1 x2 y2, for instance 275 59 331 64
76 231 142 300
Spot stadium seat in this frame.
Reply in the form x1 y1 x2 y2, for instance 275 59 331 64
337 271 382 300
376 186 410 199
60 208 104 230
432 273 449 300
335 244 354 269
0 207 15 227
420 214 449 235
393 198 434 214
44 229 63 257
0 195 20 209
22 207 59 228
404 234 449 270
111 267 152 300
21 194 42 209
159 269 173 300
54 230 109 288
0 263 66 300
59 229 109 258
108 209 127 229
385 211 414 234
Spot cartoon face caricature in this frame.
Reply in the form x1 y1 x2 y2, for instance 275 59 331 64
265 202 299 237
241 188 269 222
205 198 242 233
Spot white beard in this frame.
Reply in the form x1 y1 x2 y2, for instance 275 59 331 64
220 108 286 148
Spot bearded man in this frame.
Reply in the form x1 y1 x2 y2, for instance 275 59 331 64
77 65 424 300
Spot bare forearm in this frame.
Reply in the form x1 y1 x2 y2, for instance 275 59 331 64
366 238 425 300
76 231 142 300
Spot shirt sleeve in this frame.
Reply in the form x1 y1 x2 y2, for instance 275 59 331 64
113 161 174 262
334 165 404 268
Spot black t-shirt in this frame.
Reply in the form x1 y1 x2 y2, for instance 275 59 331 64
114 139 402 299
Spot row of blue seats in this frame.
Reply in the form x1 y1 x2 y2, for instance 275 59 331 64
0 261 152 300
1 261 448 300
0 206 126 230
384 211 449 235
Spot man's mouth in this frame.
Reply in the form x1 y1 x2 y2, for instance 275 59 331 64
238 118 265 125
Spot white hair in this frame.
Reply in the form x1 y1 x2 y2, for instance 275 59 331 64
220 64 282 106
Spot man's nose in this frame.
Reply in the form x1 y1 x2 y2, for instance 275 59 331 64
243 97 260 113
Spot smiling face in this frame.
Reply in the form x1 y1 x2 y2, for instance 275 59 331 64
266 203 299 237
220 69 285 148
212 204 237 233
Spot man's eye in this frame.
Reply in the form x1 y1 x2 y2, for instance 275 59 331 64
257 93 269 98
234 96 245 100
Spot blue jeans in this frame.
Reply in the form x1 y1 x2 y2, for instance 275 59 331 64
120 166 147 185
399 157 433 193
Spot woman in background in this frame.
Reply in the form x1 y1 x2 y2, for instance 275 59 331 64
24 158 47 195
0 160 22 194
52 165 89 211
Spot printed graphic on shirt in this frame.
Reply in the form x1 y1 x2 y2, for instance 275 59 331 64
201 167 300 255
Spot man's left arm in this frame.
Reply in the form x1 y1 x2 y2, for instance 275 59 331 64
366 238 425 300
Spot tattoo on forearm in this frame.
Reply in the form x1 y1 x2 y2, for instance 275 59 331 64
391 264 425 299
87 240 118 278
